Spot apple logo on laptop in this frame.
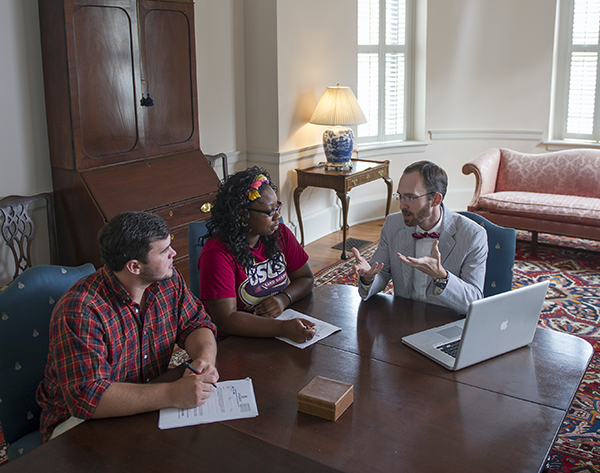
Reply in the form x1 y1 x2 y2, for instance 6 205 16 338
500 319 509 331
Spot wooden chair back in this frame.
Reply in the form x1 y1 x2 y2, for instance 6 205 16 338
0 193 59 281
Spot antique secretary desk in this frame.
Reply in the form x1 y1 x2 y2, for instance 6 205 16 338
38 0 220 283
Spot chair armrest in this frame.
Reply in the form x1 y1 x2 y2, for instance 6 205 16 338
204 152 229 182
462 148 502 209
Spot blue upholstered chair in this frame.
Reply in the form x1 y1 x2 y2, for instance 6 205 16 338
0 263 95 461
458 211 516 297
188 221 209 299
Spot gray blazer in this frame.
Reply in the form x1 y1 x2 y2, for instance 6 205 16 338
361 206 488 314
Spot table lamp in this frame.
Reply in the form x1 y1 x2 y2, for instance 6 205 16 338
309 85 367 170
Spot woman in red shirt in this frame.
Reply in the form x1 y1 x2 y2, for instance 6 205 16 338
198 166 315 343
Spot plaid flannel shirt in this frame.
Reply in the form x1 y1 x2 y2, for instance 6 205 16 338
36 267 216 442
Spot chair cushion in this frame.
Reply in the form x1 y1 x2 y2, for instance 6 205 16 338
6 430 42 462
459 211 516 297
0 264 95 448
478 192 600 227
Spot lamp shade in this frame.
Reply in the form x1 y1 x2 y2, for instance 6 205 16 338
309 85 367 126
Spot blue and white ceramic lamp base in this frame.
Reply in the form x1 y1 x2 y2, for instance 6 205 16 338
323 126 354 170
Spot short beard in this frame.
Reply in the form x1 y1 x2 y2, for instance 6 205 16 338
139 266 173 285
402 204 431 228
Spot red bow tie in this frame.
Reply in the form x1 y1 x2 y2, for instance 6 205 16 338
412 232 440 239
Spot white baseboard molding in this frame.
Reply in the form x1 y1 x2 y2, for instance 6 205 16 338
428 129 544 141
543 140 600 151
291 194 389 246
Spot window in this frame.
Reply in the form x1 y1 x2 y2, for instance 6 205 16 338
554 0 600 142
357 0 413 143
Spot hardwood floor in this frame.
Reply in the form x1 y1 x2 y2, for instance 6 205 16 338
303 219 385 273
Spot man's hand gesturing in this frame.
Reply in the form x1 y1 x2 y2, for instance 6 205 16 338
352 247 384 285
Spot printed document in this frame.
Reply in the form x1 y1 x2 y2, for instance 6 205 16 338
276 309 341 349
158 377 258 430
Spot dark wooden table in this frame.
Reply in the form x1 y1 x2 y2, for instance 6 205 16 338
4 286 592 473
294 159 393 259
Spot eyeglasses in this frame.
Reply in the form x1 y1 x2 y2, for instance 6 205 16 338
392 192 433 203
248 201 282 217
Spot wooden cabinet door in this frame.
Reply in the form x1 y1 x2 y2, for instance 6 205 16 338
66 0 146 168
139 0 200 157
40 0 199 170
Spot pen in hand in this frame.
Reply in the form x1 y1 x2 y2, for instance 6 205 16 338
303 324 316 334
183 360 217 388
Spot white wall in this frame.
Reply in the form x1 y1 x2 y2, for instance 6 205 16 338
243 0 280 155
427 0 555 131
247 0 360 232
275 0 357 154
417 0 556 210
195 0 247 158
0 0 562 285
0 1 52 284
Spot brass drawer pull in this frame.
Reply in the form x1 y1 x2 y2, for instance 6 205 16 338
378 170 385 177
201 202 213 213
170 233 175 241
169 210 174 217
351 179 358 186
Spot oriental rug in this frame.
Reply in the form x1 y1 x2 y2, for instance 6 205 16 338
314 234 600 473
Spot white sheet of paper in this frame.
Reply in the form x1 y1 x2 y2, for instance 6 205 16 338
158 377 258 430
275 309 341 349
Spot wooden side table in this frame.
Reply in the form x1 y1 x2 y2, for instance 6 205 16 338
294 158 393 260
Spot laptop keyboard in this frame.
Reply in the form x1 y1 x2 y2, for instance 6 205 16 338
436 339 461 358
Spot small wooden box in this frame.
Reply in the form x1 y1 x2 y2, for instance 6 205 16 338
297 376 354 421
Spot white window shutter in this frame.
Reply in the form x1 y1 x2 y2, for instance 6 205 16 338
564 0 600 140
357 0 408 142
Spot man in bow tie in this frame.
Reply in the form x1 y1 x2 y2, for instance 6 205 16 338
352 161 487 314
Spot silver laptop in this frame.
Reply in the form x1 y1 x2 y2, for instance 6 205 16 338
402 281 550 371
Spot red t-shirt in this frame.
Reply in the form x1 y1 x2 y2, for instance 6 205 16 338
198 223 308 312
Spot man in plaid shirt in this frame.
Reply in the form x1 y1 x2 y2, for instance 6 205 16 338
36 212 218 441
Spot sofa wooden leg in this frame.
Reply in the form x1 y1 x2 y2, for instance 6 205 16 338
531 231 538 256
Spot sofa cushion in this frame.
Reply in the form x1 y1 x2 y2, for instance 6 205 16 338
478 191 600 227
495 148 600 197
